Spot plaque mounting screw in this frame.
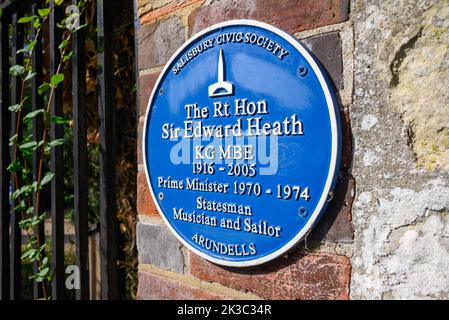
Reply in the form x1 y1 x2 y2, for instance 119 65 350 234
158 192 164 200
159 88 164 96
297 65 308 77
298 207 308 218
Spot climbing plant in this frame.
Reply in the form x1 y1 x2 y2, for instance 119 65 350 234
7 0 87 299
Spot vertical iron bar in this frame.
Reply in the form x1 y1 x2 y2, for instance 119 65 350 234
133 0 140 123
49 0 64 300
31 1 45 300
10 6 23 301
97 0 119 300
0 6 11 301
72 0 89 300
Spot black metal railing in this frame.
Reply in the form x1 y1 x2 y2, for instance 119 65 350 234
0 0 120 300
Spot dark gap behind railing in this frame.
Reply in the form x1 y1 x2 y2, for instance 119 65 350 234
0 0 124 300
0 1 11 301
10 7 23 301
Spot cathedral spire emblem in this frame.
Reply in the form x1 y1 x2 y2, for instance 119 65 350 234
208 49 234 98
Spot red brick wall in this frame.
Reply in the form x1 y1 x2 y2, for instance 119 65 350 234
136 0 353 300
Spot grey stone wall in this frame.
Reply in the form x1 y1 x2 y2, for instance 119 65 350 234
350 0 449 299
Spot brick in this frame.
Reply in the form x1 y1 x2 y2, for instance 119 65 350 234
137 172 159 217
189 250 351 300
138 16 185 70
137 117 145 165
137 222 185 273
188 0 350 36
137 270 234 300
302 32 343 90
140 0 203 24
139 72 160 116
312 174 354 243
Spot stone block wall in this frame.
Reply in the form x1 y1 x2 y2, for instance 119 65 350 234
135 0 449 300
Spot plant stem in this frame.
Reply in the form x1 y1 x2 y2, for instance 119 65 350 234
35 32 72 215
10 16 52 299
11 4 83 299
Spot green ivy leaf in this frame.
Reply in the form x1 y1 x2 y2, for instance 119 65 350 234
9 134 18 147
29 39 38 50
11 190 19 201
40 172 54 186
24 71 37 82
14 200 26 213
11 184 33 200
7 159 22 172
28 235 37 245
19 141 38 150
31 216 41 226
16 48 27 54
38 267 50 277
63 51 74 62
34 18 41 29
17 39 37 54
8 104 21 112
26 207 35 215
58 39 69 50
19 218 32 229
29 249 39 261
38 212 47 222
38 8 51 18
55 0 64 6
23 109 44 123
74 23 88 33
51 116 70 125
21 248 36 260
50 73 64 87
18 15 37 24
38 82 50 95
9 65 25 76
48 138 65 148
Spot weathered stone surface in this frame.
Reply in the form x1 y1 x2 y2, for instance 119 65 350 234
351 0 449 299
383 212 449 299
138 16 185 70
137 172 159 217
388 3 449 171
189 250 351 300
312 174 354 243
188 0 350 36
139 72 160 116
137 222 185 273
137 269 233 300
302 32 344 90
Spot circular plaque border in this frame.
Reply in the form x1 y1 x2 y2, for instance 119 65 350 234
142 19 341 267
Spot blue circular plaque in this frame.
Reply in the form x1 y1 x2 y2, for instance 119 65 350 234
143 20 341 267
